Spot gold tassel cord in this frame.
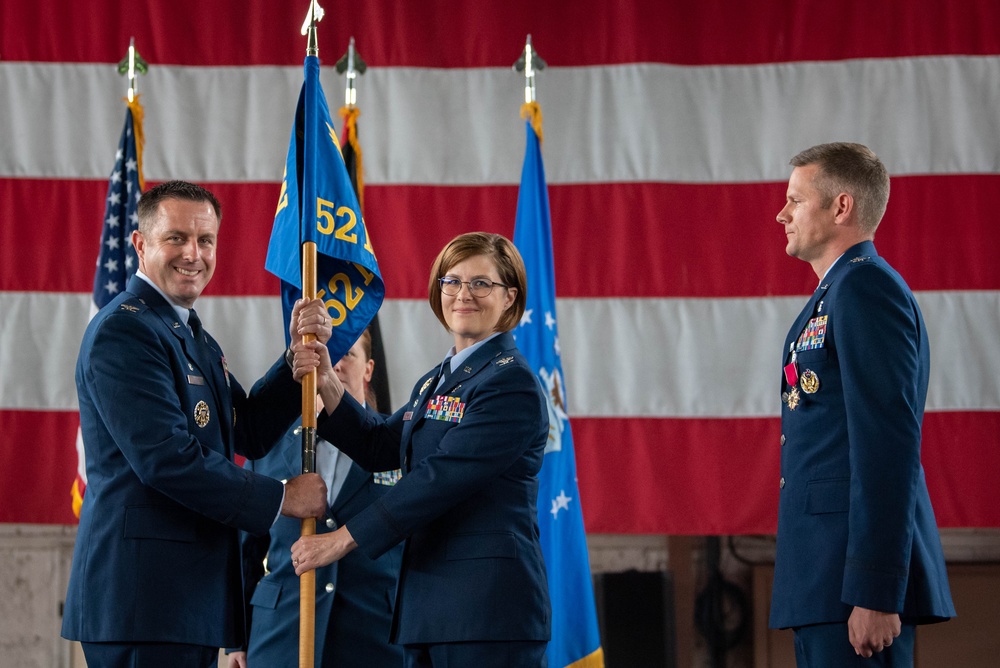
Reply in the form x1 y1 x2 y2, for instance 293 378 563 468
126 95 146 192
338 106 364 213
520 101 544 143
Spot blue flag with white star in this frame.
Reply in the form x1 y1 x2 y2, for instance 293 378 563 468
265 55 383 360
94 107 142 308
513 109 604 668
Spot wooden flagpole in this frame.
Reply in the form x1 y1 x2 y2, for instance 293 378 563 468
299 3 324 665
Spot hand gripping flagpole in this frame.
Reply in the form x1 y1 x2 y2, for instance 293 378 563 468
298 4 324 667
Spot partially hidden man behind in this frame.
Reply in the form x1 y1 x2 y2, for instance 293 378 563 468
62 180 330 668
770 143 955 666
229 327 403 668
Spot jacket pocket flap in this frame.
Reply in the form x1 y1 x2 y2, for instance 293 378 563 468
123 505 197 542
805 478 850 514
250 578 282 609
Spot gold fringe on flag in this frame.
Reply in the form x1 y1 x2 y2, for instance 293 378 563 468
126 95 146 191
338 105 365 212
520 101 544 143
71 478 84 519
567 647 605 668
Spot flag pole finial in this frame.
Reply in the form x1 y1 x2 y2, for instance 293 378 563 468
116 38 148 103
512 34 546 104
301 0 325 56
335 37 368 108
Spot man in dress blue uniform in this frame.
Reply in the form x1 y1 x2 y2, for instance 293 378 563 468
62 180 329 668
229 328 403 668
769 143 955 666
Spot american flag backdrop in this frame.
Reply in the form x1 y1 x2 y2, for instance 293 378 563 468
1 0 999 531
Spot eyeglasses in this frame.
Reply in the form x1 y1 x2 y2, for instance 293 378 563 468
438 276 509 297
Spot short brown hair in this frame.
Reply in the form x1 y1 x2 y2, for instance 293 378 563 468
790 142 889 236
137 180 222 235
427 232 527 333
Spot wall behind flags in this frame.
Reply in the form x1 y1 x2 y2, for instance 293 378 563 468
2 0 1000 535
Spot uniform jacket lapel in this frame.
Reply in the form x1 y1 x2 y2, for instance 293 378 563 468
782 241 878 383
128 276 234 453
400 332 515 470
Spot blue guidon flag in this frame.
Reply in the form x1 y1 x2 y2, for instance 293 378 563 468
266 55 383 359
513 104 604 668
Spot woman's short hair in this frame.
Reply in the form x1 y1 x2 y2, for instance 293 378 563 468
427 232 528 334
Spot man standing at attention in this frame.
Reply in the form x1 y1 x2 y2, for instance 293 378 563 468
769 143 955 666
62 180 329 667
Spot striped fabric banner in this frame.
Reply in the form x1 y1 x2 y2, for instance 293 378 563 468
2 0 998 530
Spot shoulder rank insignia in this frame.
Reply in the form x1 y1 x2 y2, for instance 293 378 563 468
849 256 871 263
495 356 515 367
119 303 140 313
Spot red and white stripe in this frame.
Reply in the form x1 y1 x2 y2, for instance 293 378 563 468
2 0 999 530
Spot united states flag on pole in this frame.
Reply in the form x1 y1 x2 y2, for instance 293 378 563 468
72 100 144 517
513 103 604 668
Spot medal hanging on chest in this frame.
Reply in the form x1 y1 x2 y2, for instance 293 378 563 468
782 344 801 411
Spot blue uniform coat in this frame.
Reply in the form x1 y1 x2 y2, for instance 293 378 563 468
62 275 299 648
317 332 552 645
769 241 955 629
240 419 403 667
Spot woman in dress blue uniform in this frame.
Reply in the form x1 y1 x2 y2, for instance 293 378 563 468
291 232 551 667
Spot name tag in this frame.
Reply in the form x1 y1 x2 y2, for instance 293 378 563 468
403 411 414 421
425 395 465 423
187 374 205 385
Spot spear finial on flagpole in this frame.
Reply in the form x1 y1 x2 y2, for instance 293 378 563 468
335 37 367 108
513 34 546 104
116 38 148 103
513 35 546 140
301 0 325 56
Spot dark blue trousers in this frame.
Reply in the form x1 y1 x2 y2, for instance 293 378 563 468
404 640 547 668
793 622 915 667
81 641 219 668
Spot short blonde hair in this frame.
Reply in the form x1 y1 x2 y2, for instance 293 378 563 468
427 232 527 333
791 142 889 236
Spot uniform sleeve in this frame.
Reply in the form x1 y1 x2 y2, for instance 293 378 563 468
317 390 405 472
836 266 925 611
233 355 302 460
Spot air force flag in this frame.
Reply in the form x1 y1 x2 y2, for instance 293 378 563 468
513 105 604 668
